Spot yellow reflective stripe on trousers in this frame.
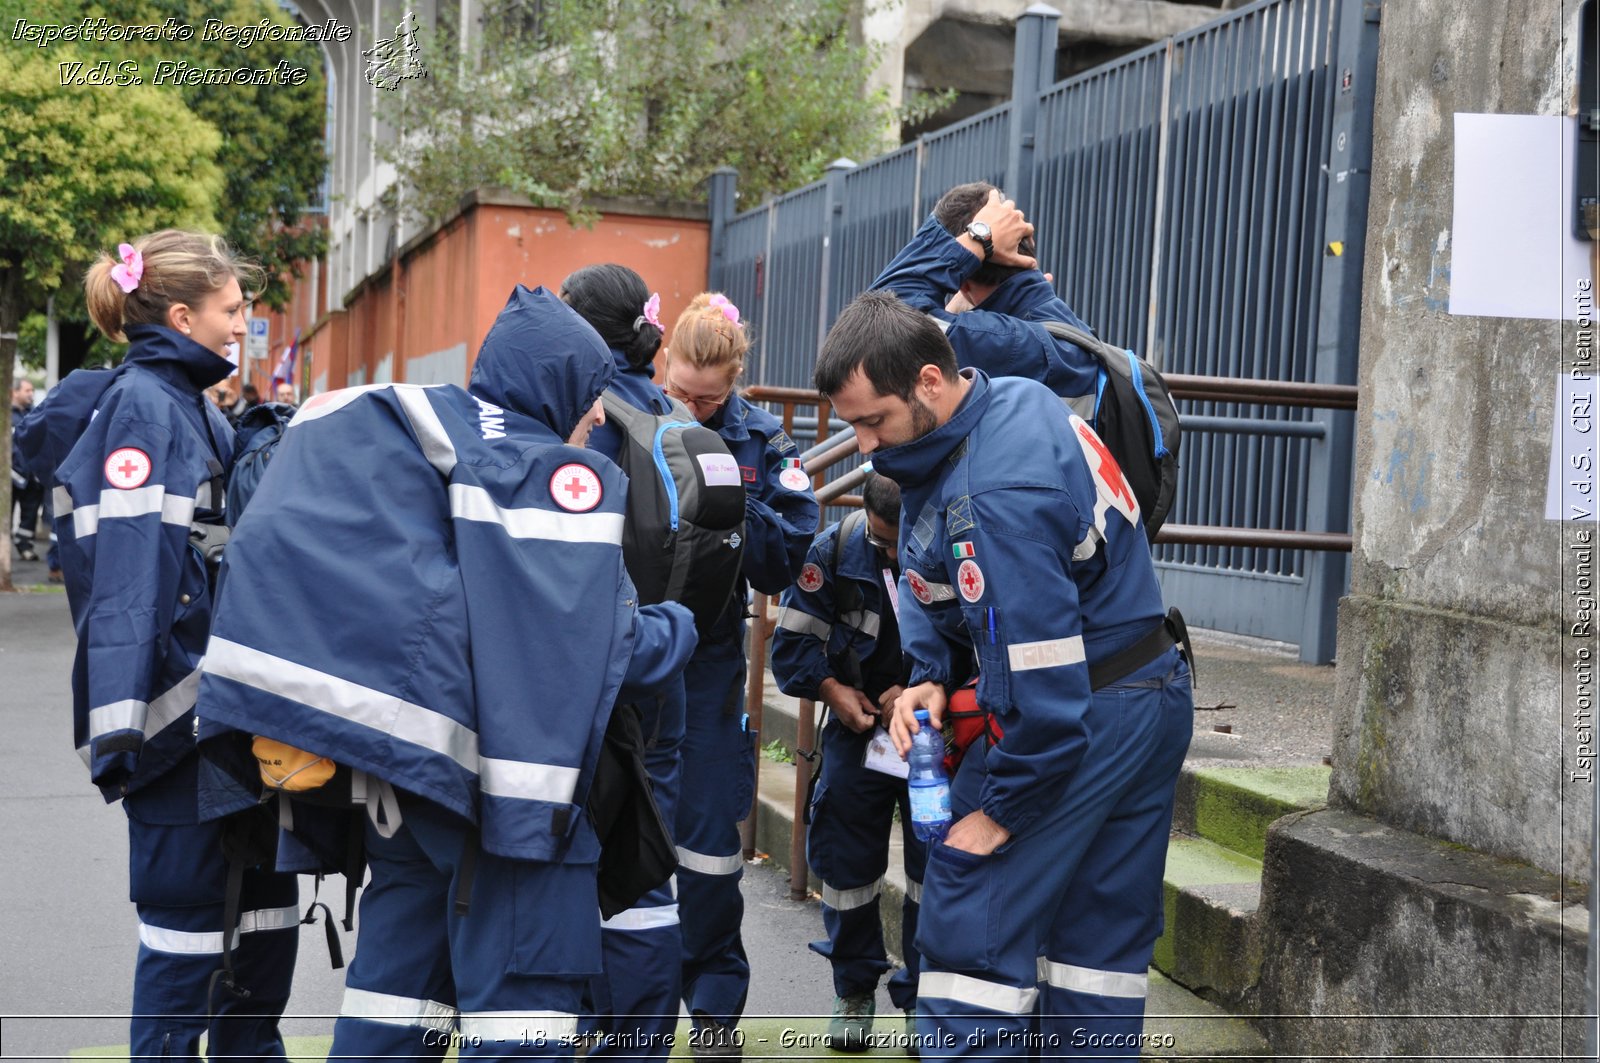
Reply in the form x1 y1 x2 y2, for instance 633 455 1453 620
918 971 1038 1015
458 1011 579 1043
822 878 882 911
341 986 459 1032
675 846 743 876
1036 958 1149 999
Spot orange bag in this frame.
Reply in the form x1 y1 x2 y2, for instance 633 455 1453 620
944 682 1004 774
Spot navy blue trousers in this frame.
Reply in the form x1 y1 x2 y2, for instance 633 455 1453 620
807 719 927 1010
125 794 298 1061
675 645 757 1030
913 652 1192 1061
330 792 602 1060
585 686 686 1062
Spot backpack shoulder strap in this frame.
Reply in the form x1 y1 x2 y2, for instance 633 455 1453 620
601 387 695 439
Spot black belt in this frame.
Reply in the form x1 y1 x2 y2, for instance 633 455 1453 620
1087 607 1194 691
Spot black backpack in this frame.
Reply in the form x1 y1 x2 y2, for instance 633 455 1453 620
1041 321 1181 539
600 389 747 632
225 402 297 527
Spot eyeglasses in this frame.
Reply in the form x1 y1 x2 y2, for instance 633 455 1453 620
865 526 897 552
663 378 735 413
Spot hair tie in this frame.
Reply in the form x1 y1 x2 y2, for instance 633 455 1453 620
110 243 143 294
707 294 741 326
633 292 662 332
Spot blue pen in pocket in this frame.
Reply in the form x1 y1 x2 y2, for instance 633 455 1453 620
987 607 996 645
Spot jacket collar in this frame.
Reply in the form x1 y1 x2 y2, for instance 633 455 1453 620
123 324 236 394
981 270 1066 320
706 392 751 442
868 368 990 489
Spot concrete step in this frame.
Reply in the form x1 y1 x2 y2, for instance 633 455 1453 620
749 759 1272 1060
1153 835 1264 1009
1171 765 1331 860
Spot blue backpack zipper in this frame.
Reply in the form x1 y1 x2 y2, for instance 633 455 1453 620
652 421 698 532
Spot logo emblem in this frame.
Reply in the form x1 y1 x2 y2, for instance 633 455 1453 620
907 568 933 605
105 448 152 490
957 559 985 603
779 467 810 492
727 531 742 550
550 463 602 512
797 563 824 593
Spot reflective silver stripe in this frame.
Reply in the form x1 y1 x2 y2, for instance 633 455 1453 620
479 756 580 805
841 609 881 639
72 486 197 537
1006 636 1087 673
775 606 832 640
822 878 882 911
206 637 479 772
600 903 680 931
459 1012 579 1043
341 986 459 1032
918 972 1038 1015
237 903 301 935
86 667 201 745
288 384 395 428
449 483 625 545
922 580 958 602
1036 959 1148 999
138 904 302 955
675 846 743 876
53 485 73 517
87 698 146 739
395 384 458 477
905 878 923 905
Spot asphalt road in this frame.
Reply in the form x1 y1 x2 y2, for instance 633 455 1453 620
0 581 858 1059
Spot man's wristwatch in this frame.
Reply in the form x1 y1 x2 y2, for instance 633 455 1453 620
964 220 994 261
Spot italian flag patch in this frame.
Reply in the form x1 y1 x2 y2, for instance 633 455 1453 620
952 542 975 559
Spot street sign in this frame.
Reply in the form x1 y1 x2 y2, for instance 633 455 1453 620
246 316 269 361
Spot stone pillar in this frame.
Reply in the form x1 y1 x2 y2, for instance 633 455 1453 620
1254 2 1592 1056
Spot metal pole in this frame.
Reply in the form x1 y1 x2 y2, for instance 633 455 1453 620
1005 4 1060 210
707 167 739 291
740 593 774 859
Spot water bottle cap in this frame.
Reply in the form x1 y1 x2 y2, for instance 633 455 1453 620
913 709 930 723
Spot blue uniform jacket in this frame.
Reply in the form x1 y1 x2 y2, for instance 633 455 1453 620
770 515 897 702
15 325 234 802
197 286 697 863
700 394 819 647
869 369 1166 838
873 215 1100 399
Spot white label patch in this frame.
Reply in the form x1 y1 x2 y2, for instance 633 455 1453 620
797 563 824 593
907 568 933 605
105 448 152 490
779 467 810 492
698 453 742 487
957 559 985 602
550 463 603 512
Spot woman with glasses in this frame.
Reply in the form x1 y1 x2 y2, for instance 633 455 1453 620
664 293 819 1057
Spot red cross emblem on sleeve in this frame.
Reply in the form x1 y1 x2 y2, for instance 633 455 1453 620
957 559 985 602
797 563 824 593
550 463 603 512
104 448 152 490
1074 422 1138 515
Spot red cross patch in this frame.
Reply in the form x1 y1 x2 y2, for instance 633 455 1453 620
907 568 933 605
797 563 824 593
550 463 603 512
779 467 810 492
957 559 985 603
105 448 152 490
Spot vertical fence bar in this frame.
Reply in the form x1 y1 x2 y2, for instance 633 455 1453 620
1298 0 1378 662
1006 4 1061 210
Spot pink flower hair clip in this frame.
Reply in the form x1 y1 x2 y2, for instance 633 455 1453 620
635 292 662 332
110 243 144 294
708 293 741 326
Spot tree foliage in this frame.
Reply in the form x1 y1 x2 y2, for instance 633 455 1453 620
381 0 943 223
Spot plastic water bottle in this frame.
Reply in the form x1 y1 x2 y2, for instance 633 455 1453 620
907 709 952 842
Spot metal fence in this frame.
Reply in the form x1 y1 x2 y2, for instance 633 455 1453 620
708 0 1379 662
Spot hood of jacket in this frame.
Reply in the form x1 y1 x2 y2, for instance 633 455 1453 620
123 323 238 393
471 285 614 442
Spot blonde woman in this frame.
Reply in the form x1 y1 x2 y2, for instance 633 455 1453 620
16 231 299 1060
662 294 819 1056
